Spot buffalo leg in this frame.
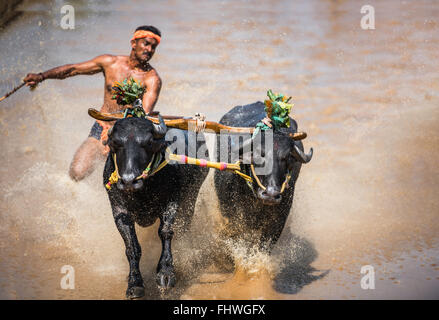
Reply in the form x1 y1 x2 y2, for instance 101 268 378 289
114 212 144 299
156 203 177 289
259 213 289 253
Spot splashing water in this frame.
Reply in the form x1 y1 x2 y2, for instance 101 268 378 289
1 0 438 299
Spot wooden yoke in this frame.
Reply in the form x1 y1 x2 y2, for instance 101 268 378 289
87 108 307 140
88 108 253 133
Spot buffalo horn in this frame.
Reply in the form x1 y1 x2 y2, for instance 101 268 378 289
292 145 313 163
152 114 167 138
289 132 307 140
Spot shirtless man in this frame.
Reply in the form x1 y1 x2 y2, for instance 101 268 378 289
23 25 162 181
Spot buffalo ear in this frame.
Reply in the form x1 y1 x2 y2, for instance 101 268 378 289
107 125 114 137
102 126 114 146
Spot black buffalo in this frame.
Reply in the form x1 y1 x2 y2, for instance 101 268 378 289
214 101 313 252
103 115 208 299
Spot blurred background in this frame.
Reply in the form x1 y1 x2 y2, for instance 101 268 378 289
0 0 438 299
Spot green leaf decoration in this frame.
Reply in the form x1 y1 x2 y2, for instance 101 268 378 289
252 89 294 138
121 104 148 119
111 77 145 106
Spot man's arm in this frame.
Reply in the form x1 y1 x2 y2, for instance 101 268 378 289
142 73 162 114
23 55 115 87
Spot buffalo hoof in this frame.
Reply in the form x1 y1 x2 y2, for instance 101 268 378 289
156 269 176 289
126 286 145 300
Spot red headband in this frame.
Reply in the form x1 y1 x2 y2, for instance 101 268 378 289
131 30 161 44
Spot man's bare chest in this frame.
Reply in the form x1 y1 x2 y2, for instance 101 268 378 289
104 65 149 94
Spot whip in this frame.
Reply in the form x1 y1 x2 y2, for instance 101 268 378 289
0 82 26 102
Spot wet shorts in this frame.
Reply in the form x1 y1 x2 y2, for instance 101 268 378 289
88 121 111 155
88 121 103 141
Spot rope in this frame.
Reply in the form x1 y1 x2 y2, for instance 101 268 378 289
105 153 121 189
135 154 157 180
167 153 241 171
106 149 292 195
194 113 206 133
233 169 253 182
106 152 165 190
280 171 292 193
250 164 266 191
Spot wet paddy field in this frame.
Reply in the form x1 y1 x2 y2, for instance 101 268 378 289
0 0 438 299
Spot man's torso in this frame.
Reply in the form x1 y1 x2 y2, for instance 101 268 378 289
100 55 157 113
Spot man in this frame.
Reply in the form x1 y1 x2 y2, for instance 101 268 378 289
23 25 162 181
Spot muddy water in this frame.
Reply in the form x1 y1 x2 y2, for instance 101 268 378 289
0 0 438 299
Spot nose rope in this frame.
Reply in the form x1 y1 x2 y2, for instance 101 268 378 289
250 164 292 195
280 170 292 193
250 164 266 191
106 153 120 190
106 152 163 190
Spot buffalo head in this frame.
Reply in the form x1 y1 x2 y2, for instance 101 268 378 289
106 116 167 192
238 129 313 205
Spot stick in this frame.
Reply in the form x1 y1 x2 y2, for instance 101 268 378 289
0 82 26 102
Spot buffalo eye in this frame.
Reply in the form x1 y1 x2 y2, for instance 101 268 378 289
277 150 294 169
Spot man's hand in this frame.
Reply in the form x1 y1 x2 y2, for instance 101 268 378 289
23 73 44 87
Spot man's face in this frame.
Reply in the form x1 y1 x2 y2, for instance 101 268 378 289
131 37 158 63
